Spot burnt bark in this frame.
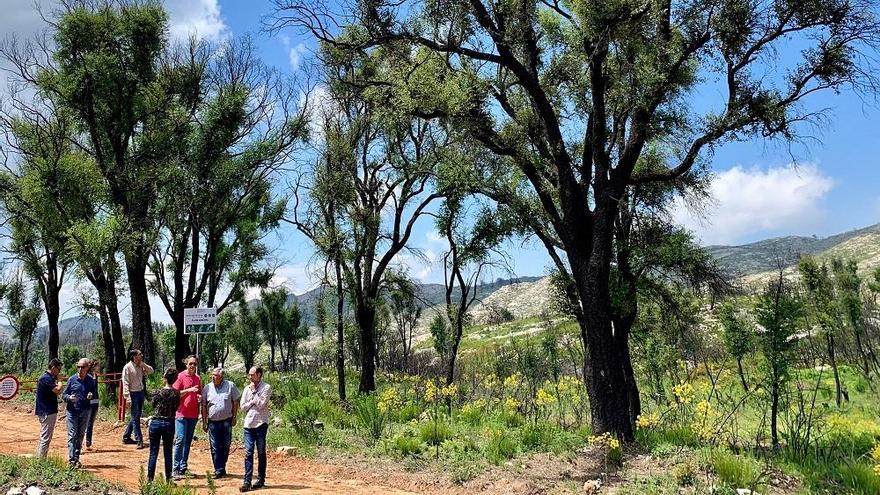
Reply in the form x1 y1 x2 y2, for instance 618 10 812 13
127 246 155 365
355 296 378 393
335 258 347 402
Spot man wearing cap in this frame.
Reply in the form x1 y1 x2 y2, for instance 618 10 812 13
202 367 240 479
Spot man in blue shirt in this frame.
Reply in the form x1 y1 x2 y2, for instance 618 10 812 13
62 358 97 468
35 358 63 457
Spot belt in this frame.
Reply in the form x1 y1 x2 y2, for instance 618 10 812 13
208 418 232 423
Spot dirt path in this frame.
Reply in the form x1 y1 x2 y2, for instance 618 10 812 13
0 404 424 495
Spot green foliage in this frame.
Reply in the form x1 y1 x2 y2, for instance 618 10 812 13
60 344 81 376
392 434 424 457
352 394 387 441
430 313 452 362
672 461 696 487
485 428 518 465
223 304 263 372
719 303 753 362
283 396 326 440
704 449 763 490
419 420 452 446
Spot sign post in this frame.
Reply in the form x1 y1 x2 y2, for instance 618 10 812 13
0 375 20 401
184 308 217 372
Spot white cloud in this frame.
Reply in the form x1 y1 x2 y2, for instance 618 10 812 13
288 43 308 72
672 163 834 245
163 0 227 42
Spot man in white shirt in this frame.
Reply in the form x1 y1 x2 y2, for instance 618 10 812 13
121 349 154 448
239 366 271 492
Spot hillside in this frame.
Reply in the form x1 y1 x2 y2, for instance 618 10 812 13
706 222 880 276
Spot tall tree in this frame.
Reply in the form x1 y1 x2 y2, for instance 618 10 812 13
148 38 305 369
386 273 420 371
0 276 43 373
273 0 880 438
288 77 446 393
6 2 193 364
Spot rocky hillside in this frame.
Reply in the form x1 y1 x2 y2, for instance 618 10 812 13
706 223 880 277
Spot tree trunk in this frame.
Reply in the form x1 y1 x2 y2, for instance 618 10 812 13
356 299 377 394
97 300 118 395
335 259 346 402
826 332 843 406
770 378 780 449
736 357 749 392
173 311 192 371
45 283 61 360
126 247 155 365
446 316 465 386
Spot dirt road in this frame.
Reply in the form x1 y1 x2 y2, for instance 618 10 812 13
0 404 424 495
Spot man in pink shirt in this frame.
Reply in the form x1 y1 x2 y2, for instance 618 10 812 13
172 355 202 480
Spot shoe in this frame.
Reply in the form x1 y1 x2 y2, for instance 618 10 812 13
86 440 92 448
213 472 225 479
172 471 183 481
252 481 265 489
136 441 144 449
239 486 251 493
122 438 137 445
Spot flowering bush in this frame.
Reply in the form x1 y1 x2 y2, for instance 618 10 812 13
672 382 695 405
692 400 718 442
636 412 660 430
377 387 402 414
535 387 557 408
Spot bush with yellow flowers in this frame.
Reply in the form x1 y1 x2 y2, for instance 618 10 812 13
377 387 402 415
691 400 718 442
672 382 695 405
636 412 660 430
871 440 880 477
588 432 623 468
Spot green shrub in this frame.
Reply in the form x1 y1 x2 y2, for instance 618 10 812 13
392 434 424 457
397 401 422 422
0 455 20 485
706 449 762 489
673 461 696 487
520 421 557 451
419 421 452 446
353 394 386 441
283 396 325 439
485 428 517 465
835 462 880 495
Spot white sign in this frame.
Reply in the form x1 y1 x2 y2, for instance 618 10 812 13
184 307 217 335
0 375 19 401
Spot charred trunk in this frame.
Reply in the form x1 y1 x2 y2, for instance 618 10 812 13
356 298 377 394
126 246 155 365
335 258 346 402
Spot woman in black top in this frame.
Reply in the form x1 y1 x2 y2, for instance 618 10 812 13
147 368 180 482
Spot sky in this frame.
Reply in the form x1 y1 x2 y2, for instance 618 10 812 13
1 0 879 325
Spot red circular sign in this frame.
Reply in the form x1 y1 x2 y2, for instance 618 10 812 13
0 375 20 401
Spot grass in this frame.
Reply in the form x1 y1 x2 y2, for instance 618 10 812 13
0 454 116 493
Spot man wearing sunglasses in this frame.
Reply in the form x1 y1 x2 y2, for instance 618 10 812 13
172 355 202 480
62 358 97 468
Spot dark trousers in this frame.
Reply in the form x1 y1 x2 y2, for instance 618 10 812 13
123 391 144 442
208 419 233 475
147 417 174 481
85 404 99 444
243 423 268 486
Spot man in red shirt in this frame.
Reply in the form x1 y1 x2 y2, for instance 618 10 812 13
172 355 202 480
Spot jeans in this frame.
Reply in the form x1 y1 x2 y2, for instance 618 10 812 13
85 404 99 444
147 417 174 481
123 391 144 442
243 423 268 486
173 417 198 473
66 410 89 463
208 419 232 475
36 413 57 458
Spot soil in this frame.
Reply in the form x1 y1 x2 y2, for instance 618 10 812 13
0 402 426 494
0 402 616 495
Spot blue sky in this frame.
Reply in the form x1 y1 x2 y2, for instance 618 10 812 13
3 0 879 324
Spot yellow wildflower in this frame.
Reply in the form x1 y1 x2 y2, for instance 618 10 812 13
503 373 521 389
535 388 557 407
636 412 660 429
377 387 401 414
424 379 439 403
503 397 520 411
588 432 621 450
691 400 718 441
441 383 458 399
672 382 695 405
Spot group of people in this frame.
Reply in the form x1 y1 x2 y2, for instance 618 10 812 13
34 351 273 492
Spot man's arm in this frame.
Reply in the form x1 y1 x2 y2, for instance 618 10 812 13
61 378 74 404
252 384 271 410
121 364 132 402
141 362 154 375
239 388 252 412
201 387 209 430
